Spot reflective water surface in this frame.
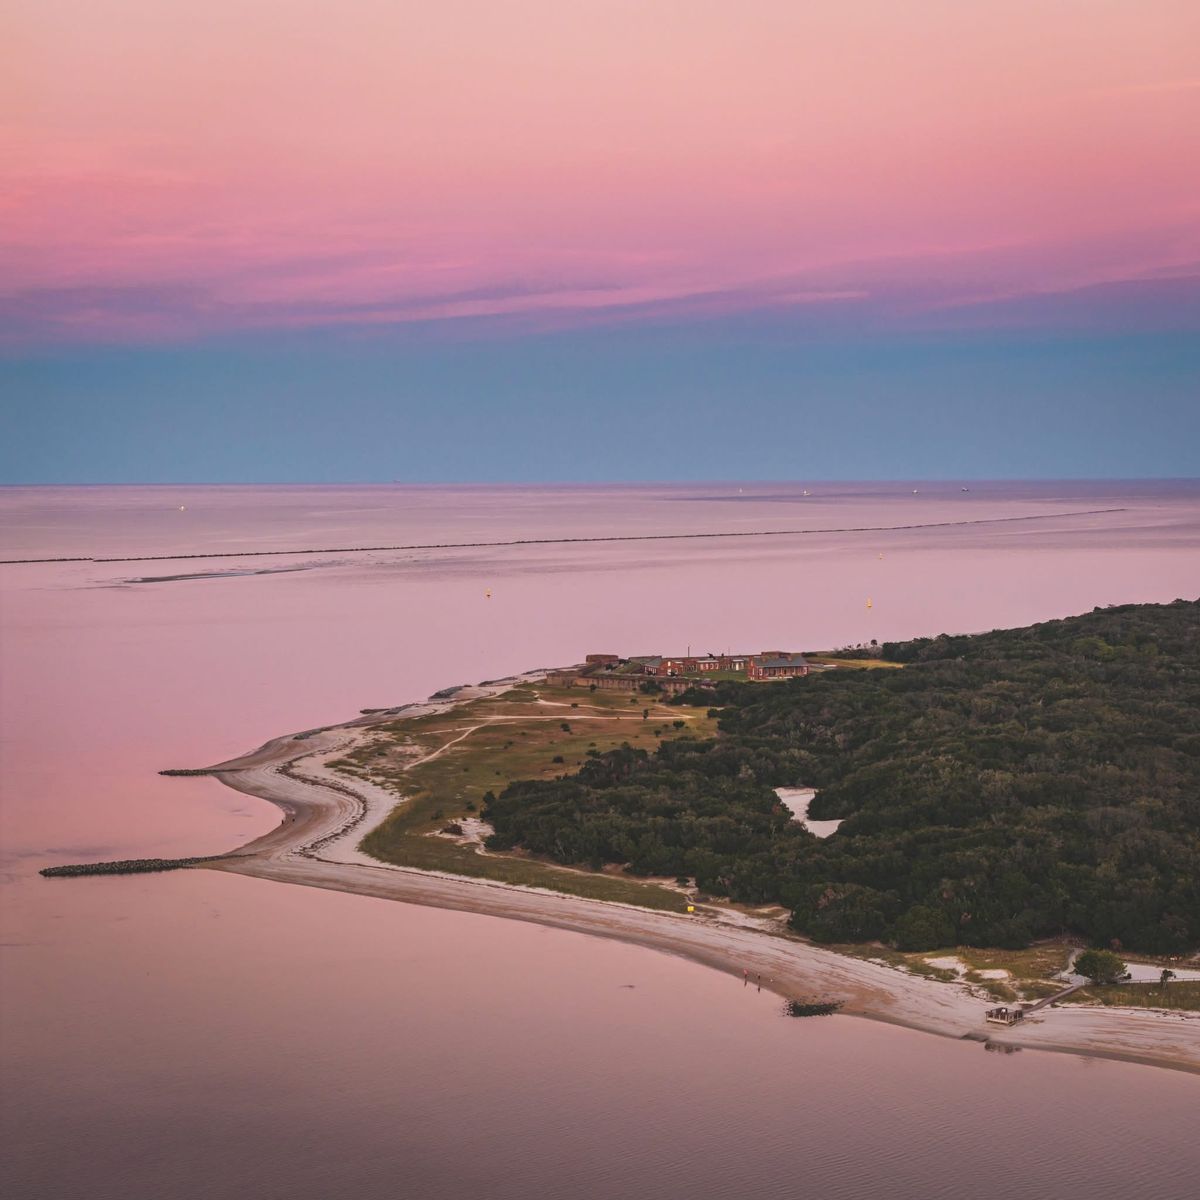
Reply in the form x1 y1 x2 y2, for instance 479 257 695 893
3 482 1199 1199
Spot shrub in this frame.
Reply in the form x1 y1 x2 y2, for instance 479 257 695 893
892 905 956 951
1076 948 1127 984
791 883 890 943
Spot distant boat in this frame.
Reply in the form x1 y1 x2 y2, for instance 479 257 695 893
961 487 970 492
484 588 492 600
178 505 186 511
802 489 810 496
912 489 919 494
866 597 873 609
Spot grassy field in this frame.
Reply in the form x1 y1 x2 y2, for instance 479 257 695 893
325 684 1200 993
331 682 717 912
820 943 965 985
892 945 1200 1009
805 655 904 670
954 945 1075 1000
824 941 1080 1002
1063 980 1200 1011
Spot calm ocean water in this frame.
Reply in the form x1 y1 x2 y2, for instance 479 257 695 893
2 482 1199 1199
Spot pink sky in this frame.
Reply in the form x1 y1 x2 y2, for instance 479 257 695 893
5 0 1199 342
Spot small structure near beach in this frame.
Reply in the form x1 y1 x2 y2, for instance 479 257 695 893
985 1004 1025 1026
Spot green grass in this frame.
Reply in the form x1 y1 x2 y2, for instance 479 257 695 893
337 682 716 913
955 944 1075 997
820 943 959 981
370 835 691 911
805 656 904 670
821 941 1074 1001
1012 979 1062 1001
806 942 1199 1007
1063 980 1200 1012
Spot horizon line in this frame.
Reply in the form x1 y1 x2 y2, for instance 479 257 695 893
2 476 1198 489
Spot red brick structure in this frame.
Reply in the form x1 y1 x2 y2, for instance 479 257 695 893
584 673 691 695
565 650 809 686
645 653 749 676
747 653 810 680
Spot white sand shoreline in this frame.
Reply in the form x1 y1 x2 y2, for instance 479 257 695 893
199 678 1200 1076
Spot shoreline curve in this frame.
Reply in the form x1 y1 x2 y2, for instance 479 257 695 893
197 681 1200 1077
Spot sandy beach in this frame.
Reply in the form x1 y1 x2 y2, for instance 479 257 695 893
202 681 1200 1076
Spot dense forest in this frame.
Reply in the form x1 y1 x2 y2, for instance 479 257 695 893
485 600 1200 953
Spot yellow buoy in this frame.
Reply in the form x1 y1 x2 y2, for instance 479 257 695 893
866 597 873 610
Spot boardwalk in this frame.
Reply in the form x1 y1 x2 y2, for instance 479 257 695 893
1024 982 1087 1013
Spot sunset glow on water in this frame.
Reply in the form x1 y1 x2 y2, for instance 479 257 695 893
2 484 1198 1199
5 1 1200 1193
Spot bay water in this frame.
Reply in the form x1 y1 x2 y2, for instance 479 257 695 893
3 482 1198 1199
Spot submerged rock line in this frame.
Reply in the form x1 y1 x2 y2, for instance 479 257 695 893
1 507 1127 565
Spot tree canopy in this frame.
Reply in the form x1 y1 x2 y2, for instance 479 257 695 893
1075 949 1127 984
485 600 1200 953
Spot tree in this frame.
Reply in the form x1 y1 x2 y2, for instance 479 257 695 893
892 904 956 951
479 601 1200 955
1160 968 1177 990
1075 948 1127 984
791 883 890 943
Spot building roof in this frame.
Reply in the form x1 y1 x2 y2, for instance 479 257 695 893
755 654 809 669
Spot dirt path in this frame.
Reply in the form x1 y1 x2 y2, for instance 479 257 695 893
199 684 1200 1076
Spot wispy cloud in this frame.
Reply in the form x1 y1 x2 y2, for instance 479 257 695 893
6 231 1197 349
1092 78 1200 96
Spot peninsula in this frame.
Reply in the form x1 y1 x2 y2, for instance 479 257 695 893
50 601 1200 1073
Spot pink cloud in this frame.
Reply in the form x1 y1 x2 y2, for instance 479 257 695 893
4 1 1198 344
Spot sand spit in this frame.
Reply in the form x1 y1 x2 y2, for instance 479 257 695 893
200 682 1200 1076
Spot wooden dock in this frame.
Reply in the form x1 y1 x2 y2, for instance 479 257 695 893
1023 981 1086 1012
985 981 1086 1025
